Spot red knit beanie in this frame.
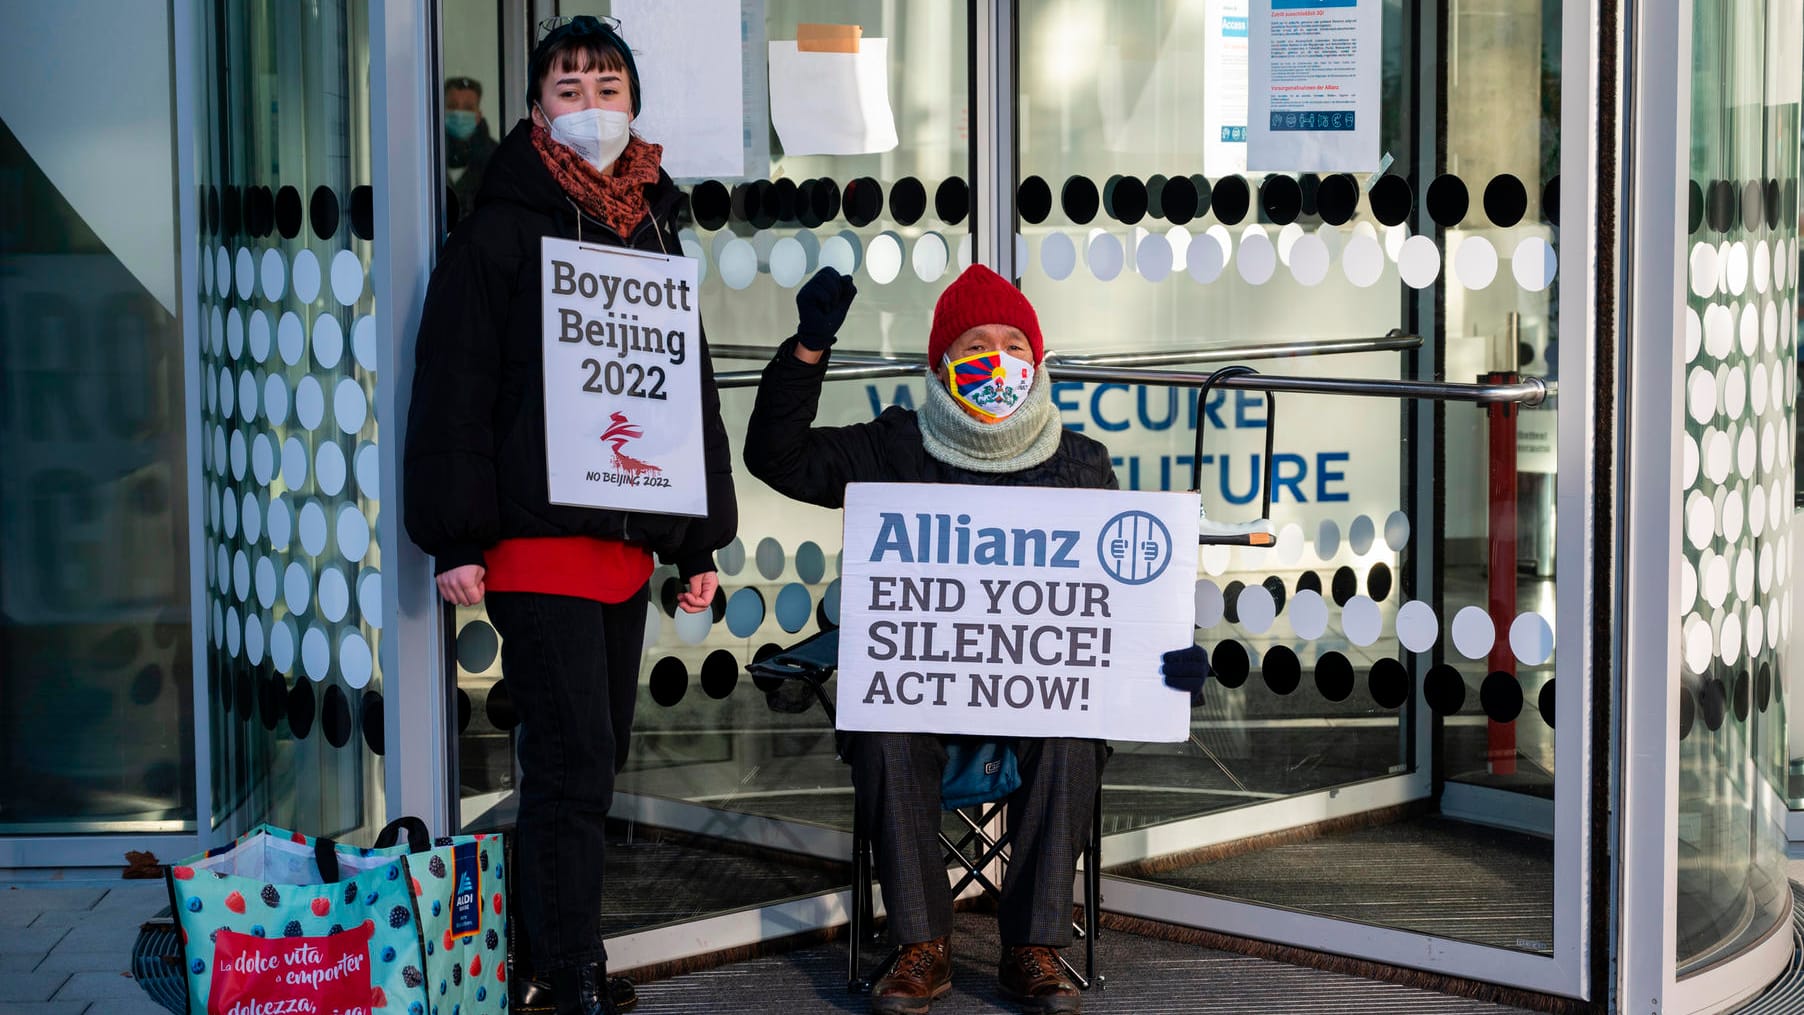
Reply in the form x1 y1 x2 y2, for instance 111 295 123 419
927 265 1045 366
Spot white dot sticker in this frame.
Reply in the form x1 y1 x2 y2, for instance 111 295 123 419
1188 227 1229 284
768 236 807 287
336 505 370 562
302 625 330 681
1236 230 1276 285
1690 242 1719 299
330 249 365 306
1509 612 1554 665
1685 306 1702 363
1726 241 1749 296
242 491 262 544
912 232 950 283
1398 236 1441 289
358 570 383 630
1687 366 1717 423
1341 596 1381 647
354 442 380 498
270 619 297 674
245 614 265 665
1277 522 1305 566
215 248 232 299
718 237 756 290
1236 584 1276 634
674 600 714 644
334 378 367 434
314 440 347 496
282 437 309 489
1513 236 1556 292
226 309 245 360
236 247 256 300
292 248 321 304
312 312 344 369
1348 514 1376 555
261 249 286 302
1754 240 1771 294
317 566 350 623
264 375 290 427
295 376 325 431
1316 519 1341 559
1194 580 1224 629
1451 605 1496 659
1342 233 1384 288
1685 490 1714 549
1136 232 1174 282
1288 233 1330 286
866 232 903 285
1703 303 1733 358
277 311 305 366
284 561 312 615
1454 235 1498 289
352 315 377 371
1396 600 1439 653
298 499 328 556
1288 589 1328 640
1040 232 1077 281
252 433 275 486
249 310 272 364
1200 543 1231 576
1384 511 1411 551
340 632 373 689
267 495 292 550
1087 230 1125 281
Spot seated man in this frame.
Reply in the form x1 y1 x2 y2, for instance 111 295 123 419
745 264 1113 1014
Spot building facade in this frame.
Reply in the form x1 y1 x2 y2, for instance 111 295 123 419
0 1 1799 1011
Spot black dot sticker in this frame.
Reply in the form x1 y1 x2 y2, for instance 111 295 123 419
309 186 339 240
249 186 276 237
1221 580 1246 623
1699 676 1726 731
1104 175 1147 225
1211 176 1251 225
219 660 233 714
1330 566 1357 607
692 181 731 230
844 177 883 227
321 685 352 747
1787 178 1799 223
1732 669 1750 723
1423 664 1465 714
1212 640 1250 688
659 577 682 618
1262 645 1301 695
1061 176 1100 224
1192 175 1213 217
1765 179 1782 229
1370 658 1411 709
795 180 824 228
1757 660 1772 712
1259 175 1302 225
1426 175 1469 227
1482 175 1528 228
223 185 243 237
259 672 284 731
935 177 970 225
485 679 517 730
1146 174 1168 219
1706 180 1736 232
1542 175 1561 226
766 178 798 223
1677 686 1695 740
710 585 727 623
361 690 385 755
1741 180 1763 233
650 656 688 708
1296 570 1322 595
889 177 926 225
811 177 842 223
1315 174 1358 225
1538 679 1556 728
131 664 163 706
1479 672 1522 723
456 620 499 673
1367 562 1393 603
1298 173 1321 217
1315 651 1355 702
747 180 778 229
700 649 739 700
235 667 255 724
350 186 374 241
750 642 785 693
456 688 472 733
1018 176 1053 224
1687 180 1704 235
1161 175 1199 225
1368 175 1412 227
207 185 221 235
816 598 838 632
1261 575 1287 616
287 679 316 739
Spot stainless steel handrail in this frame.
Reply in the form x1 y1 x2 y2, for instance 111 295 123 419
1047 331 1421 367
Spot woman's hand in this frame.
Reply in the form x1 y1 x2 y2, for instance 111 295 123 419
794 267 858 361
676 571 719 613
437 564 487 606
1160 644 1211 707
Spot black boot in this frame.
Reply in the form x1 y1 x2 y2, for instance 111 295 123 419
513 967 636 1013
548 964 617 1015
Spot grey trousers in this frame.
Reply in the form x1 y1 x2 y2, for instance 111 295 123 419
849 734 1104 947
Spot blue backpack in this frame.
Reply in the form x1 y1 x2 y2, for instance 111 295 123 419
940 738 1020 810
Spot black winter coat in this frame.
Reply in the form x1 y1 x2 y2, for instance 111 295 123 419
404 121 736 578
744 338 1118 501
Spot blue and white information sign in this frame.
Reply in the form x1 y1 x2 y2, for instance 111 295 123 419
1247 0 1380 172
836 483 1200 743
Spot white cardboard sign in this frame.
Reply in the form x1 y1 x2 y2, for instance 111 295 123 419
836 483 1200 743
540 238 706 516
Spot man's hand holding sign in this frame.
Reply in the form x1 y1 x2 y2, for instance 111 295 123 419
837 483 1201 743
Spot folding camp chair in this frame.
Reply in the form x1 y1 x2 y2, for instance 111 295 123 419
748 628 1103 994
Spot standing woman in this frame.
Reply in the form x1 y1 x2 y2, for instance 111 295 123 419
403 16 736 1015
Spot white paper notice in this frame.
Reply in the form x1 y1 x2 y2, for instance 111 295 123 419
1247 0 1380 173
1203 0 1250 177
540 238 707 516
612 0 744 178
768 38 899 156
835 484 1200 743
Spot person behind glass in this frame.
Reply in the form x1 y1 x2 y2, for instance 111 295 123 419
404 16 736 1015
745 264 1109 1014
443 75 498 223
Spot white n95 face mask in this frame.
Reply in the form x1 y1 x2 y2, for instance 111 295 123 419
545 106 631 173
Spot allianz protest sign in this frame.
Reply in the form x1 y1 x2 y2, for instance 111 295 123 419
837 483 1200 743
541 238 706 516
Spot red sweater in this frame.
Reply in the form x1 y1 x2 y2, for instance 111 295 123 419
483 536 653 604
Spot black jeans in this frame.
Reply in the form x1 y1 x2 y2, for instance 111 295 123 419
486 587 647 973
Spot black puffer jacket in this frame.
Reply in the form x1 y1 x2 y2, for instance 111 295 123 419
744 338 1118 500
404 121 736 577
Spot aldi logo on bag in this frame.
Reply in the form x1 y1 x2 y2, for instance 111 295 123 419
208 920 375 1014
450 842 482 939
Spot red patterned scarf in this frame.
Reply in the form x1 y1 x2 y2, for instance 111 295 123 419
531 123 664 237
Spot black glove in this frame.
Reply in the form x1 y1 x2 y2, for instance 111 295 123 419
1161 644 1211 707
795 266 857 351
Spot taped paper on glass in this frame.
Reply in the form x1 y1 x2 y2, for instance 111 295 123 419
612 0 745 178
1203 0 1250 176
768 37 898 155
836 483 1200 743
1246 0 1380 172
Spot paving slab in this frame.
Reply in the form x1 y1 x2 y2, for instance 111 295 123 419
0 1003 90 1015
0 950 48 972
0 887 107 911
0 926 70 958
0 972 72 1004
53 971 155 1002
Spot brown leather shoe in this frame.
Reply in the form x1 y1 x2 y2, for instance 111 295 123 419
871 936 952 1014
998 945 1082 1013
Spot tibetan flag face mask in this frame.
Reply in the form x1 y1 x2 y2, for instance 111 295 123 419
945 349 1036 422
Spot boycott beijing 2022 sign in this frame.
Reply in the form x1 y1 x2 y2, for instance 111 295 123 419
541 238 705 516
837 483 1200 743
